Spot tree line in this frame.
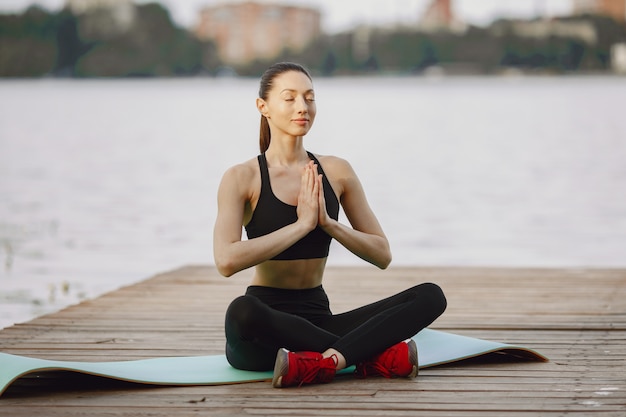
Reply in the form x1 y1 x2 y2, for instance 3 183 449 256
1 3 625 77
0 3 211 77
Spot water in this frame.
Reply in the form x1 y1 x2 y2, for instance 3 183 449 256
1 76 625 329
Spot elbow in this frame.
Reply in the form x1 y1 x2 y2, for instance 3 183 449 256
378 252 392 270
377 242 392 269
214 254 237 277
216 265 234 277
216 261 235 277
369 245 392 270
365 239 392 269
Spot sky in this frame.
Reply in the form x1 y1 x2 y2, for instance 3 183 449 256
0 0 573 32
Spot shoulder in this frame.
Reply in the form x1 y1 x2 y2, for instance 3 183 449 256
221 156 259 183
314 153 354 176
312 153 360 197
218 156 260 198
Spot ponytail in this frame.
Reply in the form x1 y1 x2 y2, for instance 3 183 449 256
259 115 271 153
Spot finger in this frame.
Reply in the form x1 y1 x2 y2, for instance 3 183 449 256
300 165 316 206
316 173 323 203
317 174 329 223
311 167 319 196
300 165 311 198
305 165 315 195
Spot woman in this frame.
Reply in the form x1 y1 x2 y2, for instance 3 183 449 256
214 62 446 388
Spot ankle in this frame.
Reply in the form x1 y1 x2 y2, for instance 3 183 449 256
322 349 346 370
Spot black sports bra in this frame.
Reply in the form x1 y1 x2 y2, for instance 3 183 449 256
245 152 340 260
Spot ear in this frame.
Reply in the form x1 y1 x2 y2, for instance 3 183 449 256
256 97 269 118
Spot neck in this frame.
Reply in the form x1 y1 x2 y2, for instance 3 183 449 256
265 135 308 166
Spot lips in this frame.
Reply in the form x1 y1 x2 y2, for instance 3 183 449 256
292 118 309 125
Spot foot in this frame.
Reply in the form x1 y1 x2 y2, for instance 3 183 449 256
272 349 337 388
355 339 419 378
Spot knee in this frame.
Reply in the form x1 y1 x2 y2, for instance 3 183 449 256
225 295 266 332
416 282 447 317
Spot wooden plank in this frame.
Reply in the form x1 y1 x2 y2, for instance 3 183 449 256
0 265 625 416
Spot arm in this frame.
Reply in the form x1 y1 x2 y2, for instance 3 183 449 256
213 162 320 277
318 158 392 269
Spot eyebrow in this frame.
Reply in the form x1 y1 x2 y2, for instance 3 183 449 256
280 89 315 94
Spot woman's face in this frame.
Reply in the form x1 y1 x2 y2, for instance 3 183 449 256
259 70 316 138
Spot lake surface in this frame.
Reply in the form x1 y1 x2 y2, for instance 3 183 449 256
1 75 625 329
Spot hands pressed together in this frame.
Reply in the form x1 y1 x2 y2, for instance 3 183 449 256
296 160 331 232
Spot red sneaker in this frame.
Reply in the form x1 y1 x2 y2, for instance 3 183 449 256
272 349 337 388
355 339 419 378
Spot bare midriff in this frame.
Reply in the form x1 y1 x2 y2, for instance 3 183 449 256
251 257 327 289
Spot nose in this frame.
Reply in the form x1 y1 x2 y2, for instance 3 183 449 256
295 95 308 113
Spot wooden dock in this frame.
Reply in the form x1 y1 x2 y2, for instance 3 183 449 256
1 265 624 416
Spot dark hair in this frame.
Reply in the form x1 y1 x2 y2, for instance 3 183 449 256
258 62 312 153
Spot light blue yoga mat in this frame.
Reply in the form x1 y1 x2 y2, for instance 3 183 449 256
0 329 547 397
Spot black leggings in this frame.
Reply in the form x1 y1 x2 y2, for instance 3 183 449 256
224 282 447 371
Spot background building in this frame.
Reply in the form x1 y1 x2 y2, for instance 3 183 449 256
194 1 321 66
572 0 626 22
418 0 466 33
